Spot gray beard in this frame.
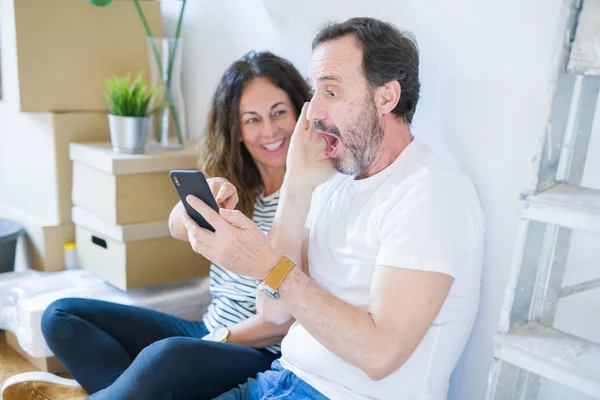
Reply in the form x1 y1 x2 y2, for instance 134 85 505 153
333 105 383 176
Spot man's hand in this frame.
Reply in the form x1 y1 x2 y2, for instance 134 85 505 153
179 195 281 280
286 103 335 189
207 177 238 209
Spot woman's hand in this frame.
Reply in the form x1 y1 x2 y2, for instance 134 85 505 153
207 177 239 209
169 176 239 241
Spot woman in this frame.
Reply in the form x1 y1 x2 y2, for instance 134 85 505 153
1 51 311 400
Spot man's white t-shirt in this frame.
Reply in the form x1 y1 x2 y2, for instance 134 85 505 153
279 139 485 400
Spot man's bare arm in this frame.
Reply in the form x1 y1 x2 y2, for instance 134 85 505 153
257 182 312 324
277 264 453 381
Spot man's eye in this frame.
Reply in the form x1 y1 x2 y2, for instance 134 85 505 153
327 90 338 98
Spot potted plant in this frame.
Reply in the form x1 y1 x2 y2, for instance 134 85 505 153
104 73 158 154
90 0 187 147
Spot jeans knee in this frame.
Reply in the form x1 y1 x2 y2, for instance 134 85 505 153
41 298 82 342
131 338 192 393
137 337 185 367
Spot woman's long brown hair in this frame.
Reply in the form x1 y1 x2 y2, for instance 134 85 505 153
198 51 311 217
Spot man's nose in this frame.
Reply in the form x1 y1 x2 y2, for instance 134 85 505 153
307 95 326 123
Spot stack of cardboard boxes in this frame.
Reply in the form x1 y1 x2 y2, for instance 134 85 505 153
0 0 163 270
1 0 213 282
70 142 211 290
0 0 212 371
0 0 210 285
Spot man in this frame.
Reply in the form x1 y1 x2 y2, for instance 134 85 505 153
182 17 485 399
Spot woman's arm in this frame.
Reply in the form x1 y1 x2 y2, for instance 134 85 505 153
226 314 294 348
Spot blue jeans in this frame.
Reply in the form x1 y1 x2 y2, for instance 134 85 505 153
41 298 279 400
214 360 328 400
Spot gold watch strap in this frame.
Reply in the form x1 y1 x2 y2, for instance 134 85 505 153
264 256 296 290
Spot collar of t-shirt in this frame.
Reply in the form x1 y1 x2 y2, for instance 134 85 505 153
351 138 420 192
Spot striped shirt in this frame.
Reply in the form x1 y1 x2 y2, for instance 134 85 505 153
202 190 281 353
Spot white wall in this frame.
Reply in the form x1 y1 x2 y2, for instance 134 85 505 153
162 1 599 399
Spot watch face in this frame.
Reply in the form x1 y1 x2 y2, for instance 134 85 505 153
212 326 229 342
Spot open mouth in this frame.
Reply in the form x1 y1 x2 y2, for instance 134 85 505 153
261 138 287 153
317 131 340 157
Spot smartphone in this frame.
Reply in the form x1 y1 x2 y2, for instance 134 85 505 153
170 170 220 232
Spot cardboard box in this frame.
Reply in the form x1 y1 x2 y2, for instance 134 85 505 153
0 0 163 111
0 103 110 224
73 206 210 290
71 141 198 225
5 331 66 374
0 202 73 271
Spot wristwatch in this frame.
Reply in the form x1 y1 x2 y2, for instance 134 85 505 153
257 255 296 300
202 325 230 342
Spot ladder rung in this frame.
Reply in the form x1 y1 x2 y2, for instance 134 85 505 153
522 184 600 234
561 278 600 298
495 322 600 398
567 0 600 76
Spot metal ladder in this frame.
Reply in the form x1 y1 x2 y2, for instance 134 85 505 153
486 0 600 398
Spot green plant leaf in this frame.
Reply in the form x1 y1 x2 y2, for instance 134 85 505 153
89 0 112 6
103 72 158 117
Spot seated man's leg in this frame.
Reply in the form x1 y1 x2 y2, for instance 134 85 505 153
87 336 277 400
215 361 328 400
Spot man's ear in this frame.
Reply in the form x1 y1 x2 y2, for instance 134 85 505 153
376 81 401 115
